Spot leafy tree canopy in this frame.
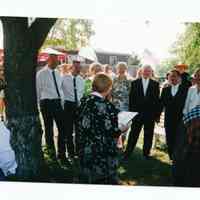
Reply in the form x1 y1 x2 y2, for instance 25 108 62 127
170 23 200 74
43 18 95 50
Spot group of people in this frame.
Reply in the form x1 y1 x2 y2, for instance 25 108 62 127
36 52 200 186
0 47 199 186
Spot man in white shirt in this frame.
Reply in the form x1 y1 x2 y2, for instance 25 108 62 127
61 59 85 160
36 53 66 162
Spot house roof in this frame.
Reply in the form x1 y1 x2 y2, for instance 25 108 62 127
94 48 131 56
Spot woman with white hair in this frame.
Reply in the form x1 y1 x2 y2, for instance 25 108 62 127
111 62 132 111
111 62 132 149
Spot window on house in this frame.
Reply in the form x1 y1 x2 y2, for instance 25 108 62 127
109 56 118 65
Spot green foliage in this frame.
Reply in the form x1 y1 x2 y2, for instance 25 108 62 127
171 23 200 74
43 18 95 50
156 57 179 77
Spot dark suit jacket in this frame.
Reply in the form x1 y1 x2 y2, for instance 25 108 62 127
160 84 188 126
129 78 160 120
181 72 192 88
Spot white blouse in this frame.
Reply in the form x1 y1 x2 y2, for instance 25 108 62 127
0 122 17 176
183 85 200 115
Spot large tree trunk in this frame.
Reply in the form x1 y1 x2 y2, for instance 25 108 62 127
0 17 57 180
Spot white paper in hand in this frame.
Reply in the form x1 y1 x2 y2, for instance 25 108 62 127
118 111 138 129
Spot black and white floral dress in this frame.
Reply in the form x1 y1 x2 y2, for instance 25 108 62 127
77 94 121 184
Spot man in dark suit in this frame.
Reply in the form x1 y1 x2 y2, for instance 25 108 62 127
160 69 189 160
125 65 160 158
124 65 160 159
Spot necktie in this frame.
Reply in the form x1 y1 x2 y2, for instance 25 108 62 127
52 70 61 98
73 76 78 105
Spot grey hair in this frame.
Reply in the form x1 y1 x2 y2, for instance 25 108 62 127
116 62 128 70
142 64 153 70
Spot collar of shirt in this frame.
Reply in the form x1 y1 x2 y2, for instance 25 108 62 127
47 66 53 72
171 83 180 96
171 83 180 89
142 77 149 83
47 66 59 73
91 91 104 98
67 74 81 79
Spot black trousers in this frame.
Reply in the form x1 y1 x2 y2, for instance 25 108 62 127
64 101 78 158
40 99 66 157
125 114 155 157
165 120 179 159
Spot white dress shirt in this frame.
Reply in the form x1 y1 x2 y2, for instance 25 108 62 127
183 85 200 114
0 122 17 176
142 78 150 96
171 84 180 96
36 66 63 102
61 74 85 103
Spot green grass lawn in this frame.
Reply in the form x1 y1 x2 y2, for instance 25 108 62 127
119 150 172 186
41 134 172 186
118 134 172 186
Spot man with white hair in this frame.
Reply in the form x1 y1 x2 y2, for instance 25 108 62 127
124 64 160 159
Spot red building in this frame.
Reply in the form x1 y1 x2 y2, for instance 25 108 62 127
0 49 4 66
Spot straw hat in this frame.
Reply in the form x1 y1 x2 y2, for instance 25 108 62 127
175 64 188 70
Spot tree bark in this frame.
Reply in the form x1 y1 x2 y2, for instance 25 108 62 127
0 17 57 180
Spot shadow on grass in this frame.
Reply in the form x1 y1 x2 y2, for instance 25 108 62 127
119 147 173 186
39 144 173 186
38 153 77 184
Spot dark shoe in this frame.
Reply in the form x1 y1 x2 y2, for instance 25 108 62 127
143 154 152 160
57 155 72 166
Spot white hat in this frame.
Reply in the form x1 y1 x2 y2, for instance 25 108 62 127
42 48 64 55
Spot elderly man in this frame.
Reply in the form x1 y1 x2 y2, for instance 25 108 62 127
124 65 160 159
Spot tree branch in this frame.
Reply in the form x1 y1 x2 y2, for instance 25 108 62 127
28 18 57 51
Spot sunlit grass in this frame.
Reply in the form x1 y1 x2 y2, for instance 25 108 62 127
40 132 172 186
119 134 172 186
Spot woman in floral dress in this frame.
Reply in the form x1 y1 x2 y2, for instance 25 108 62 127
111 62 132 111
111 62 132 149
77 73 128 184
